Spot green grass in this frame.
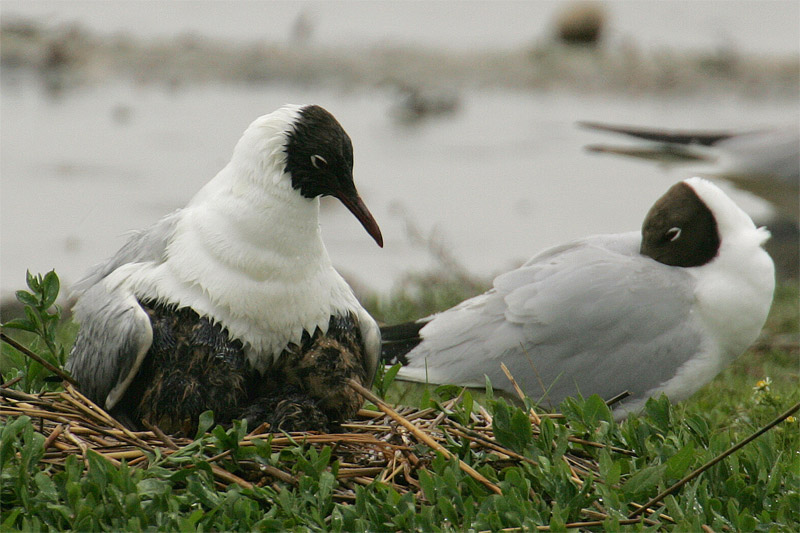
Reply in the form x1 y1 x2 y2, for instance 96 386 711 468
1 271 798 531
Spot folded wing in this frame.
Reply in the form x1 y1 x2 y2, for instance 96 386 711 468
397 233 703 407
66 212 180 409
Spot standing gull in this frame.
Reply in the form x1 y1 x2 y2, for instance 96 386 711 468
381 178 775 418
66 104 383 434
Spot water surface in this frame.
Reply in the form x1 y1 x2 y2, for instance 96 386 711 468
2 75 795 295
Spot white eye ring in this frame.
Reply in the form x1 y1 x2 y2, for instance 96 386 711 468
310 154 328 169
666 227 681 242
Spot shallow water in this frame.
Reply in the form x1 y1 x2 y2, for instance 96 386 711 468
2 73 796 296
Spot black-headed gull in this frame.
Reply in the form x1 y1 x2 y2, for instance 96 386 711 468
66 104 383 434
381 178 775 418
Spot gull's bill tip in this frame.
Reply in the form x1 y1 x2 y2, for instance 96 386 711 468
336 192 384 247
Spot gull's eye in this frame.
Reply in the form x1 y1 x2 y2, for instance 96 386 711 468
666 227 681 242
310 154 328 169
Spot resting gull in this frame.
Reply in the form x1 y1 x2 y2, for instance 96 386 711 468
66 104 383 434
381 178 775 419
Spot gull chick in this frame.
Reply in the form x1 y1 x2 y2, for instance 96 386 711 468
381 178 775 418
67 104 383 434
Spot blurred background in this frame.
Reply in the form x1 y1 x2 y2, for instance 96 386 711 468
1 0 798 307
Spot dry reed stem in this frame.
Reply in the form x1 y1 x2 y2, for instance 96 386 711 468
65 384 153 451
348 378 503 496
42 423 64 450
501 362 542 425
208 464 253 490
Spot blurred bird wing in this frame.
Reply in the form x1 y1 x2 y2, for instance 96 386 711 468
584 143 716 165
581 122 800 220
66 281 153 411
578 121 735 146
397 233 702 406
715 127 800 187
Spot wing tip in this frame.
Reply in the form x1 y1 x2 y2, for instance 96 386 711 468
379 319 429 364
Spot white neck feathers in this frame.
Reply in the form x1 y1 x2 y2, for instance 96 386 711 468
684 177 775 357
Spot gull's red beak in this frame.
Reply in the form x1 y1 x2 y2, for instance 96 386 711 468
336 192 384 247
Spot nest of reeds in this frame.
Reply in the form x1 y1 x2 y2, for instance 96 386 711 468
0 378 643 522
0 380 590 491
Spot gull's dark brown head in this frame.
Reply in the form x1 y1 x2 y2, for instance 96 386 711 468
640 181 720 267
285 105 383 247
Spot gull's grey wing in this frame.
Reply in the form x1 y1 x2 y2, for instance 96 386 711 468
66 211 180 409
578 121 735 146
66 282 153 410
398 233 702 408
580 121 722 166
581 122 800 186
583 143 715 165
581 122 800 220
715 127 800 187
70 210 181 295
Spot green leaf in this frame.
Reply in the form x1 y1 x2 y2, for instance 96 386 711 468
178 509 204 532
437 495 459 524
318 470 335 504
737 510 757 532
383 363 401 389
195 410 215 439
509 409 532 447
1 509 22 530
489 400 533 453
1 318 37 332
137 478 171 498
19 422 45 470
462 390 474 422
34 471 59 502
0 415 31 465
622 464 666 499
644 395 672 431
15 289 38 307
26 270 39 292
317 446 333 471
418 469 437 503
665 443 696 480
484 375 494 399
211 424 232 448
583 394 613 427
605 460 622 486
24 306 42 332
42 270 60 308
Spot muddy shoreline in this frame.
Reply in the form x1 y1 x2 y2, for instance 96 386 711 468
3 18 798 98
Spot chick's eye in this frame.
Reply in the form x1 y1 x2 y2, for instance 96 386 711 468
665 227 681 242
310 154 328 169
